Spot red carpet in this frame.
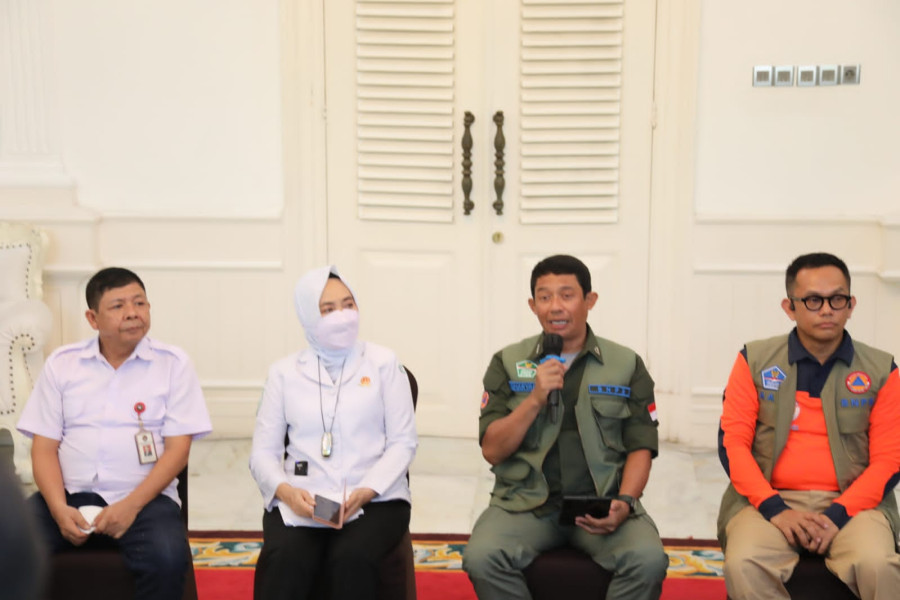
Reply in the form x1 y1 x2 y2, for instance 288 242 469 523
192 534 725 599
195 568 725 600
412 573 726 600
195 568 253 600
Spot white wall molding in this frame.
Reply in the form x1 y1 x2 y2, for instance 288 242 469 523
646 0 701 443
43 265 98 278
99 214 283 224
282 0 329 274
692 386 726 398
116 261 283 272
693 264 882 276
96 217 285 270
0 0 70 187
0 164 73 188
695 214 884 225
202 380 265 391
880 216 900 281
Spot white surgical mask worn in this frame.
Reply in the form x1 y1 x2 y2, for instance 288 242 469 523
293 265 361 380
314 309 359 351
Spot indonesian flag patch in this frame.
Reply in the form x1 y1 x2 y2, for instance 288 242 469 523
648 402 658 422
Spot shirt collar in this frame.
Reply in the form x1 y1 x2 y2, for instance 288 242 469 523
78 335 153 364
787 327 854 366
532 325 603 363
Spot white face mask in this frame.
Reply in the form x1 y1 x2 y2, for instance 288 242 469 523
313 309 359 351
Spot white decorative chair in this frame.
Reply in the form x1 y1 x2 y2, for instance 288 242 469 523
0 221 52 482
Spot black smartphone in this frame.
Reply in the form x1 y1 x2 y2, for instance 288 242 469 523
312 494 344 528
559 495 612 525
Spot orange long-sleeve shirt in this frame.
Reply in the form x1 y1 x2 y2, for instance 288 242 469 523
720 333 900 527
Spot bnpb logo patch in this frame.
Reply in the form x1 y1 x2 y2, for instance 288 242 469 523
480 391 490 410
845 371 871 394
516 360 537 379
761 366 786 391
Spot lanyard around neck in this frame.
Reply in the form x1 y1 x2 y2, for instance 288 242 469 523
317 357 346 458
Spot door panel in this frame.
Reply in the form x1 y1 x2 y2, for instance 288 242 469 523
324 0 655 437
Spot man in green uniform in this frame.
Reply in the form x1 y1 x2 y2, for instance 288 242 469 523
462 255 667 600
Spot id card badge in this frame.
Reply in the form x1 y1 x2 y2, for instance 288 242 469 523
133 401 158 464
135 429 158 464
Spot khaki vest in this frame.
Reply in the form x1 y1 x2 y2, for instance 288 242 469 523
489 333 644 513
717 333 900 545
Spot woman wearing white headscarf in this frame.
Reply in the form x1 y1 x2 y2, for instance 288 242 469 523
249 266 417 600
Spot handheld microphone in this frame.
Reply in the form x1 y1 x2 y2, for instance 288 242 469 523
542 334 564 423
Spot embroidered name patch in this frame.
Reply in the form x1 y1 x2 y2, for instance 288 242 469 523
840 397 875 408
761 366 786 391
588 385 631 398
845 371 871 394
509 381 535 393
516 360 538 379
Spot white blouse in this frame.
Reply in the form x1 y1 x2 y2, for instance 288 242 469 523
249 341 417 527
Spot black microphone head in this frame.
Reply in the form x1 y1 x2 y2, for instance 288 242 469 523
543 333 563 356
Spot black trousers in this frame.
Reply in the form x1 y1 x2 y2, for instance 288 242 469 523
29 491 189 600
254 500 410 600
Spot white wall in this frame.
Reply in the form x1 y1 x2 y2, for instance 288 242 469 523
48 0 284 217
694 0 900 218
0 0 308 438
648 0 900 447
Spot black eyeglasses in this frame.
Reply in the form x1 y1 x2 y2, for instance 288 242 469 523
789 294 852 311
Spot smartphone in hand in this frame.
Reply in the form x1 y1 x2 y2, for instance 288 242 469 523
312 494 345 528
559 496 612 525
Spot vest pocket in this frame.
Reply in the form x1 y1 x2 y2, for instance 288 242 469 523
836 405 871 465
590 396 631 452
836 406 870 433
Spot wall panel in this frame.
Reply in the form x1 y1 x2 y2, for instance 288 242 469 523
676 217 900 448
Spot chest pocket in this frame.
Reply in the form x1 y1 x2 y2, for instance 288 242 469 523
137 395 168 429
590 395 630 452
836 402 871 433
836 402 872 467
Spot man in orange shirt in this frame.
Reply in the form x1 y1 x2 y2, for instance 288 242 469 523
717 252 900 600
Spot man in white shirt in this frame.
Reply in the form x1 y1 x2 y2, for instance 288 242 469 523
18 267 212 600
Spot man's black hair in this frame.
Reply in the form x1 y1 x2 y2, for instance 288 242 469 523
85 267 146 310
530 255 591 297
785 252 851 295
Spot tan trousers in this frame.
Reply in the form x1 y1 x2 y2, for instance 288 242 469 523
723 490 900 600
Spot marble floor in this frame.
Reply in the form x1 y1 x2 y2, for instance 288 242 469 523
188 437 729 540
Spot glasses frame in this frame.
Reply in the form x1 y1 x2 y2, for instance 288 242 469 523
789 294 852 311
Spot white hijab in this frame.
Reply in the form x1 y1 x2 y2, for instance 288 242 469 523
293 265 360 378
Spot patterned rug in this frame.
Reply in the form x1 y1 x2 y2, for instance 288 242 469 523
190 535 724 579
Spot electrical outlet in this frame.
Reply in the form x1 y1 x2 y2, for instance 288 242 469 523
840 64 861 85
797 65 818 87
819 65 839 86
753 65 774 87
774 65 794 87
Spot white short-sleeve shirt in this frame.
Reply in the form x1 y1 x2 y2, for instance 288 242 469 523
249 341 417 527
17 336 212 505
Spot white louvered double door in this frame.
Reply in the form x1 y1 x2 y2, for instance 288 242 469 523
324 0 656 437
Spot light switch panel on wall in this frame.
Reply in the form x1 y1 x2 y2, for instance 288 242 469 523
840 64 861 85
774 65 794 86
753 65 774 86
819 65 839 86
797 65 818 87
